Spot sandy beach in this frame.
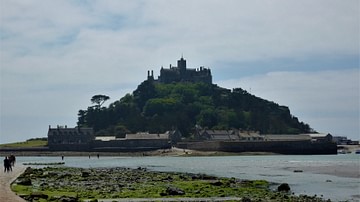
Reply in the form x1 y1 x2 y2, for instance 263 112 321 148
302 164 360 178
0 164 26 202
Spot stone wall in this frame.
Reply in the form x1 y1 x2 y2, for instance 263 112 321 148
90 139 171 152
177 140 337 155
49 143 92 151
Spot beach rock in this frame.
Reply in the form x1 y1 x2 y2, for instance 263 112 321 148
229 177 237 184
179 174 188 180
161 186 185 196
137 166 146 171
81 171 90 177
242 197 252 202
40 182 48 187
57 195 79 202
23 167 33 175
30 192 48 199
191 173 217 180
210 180 223 186
18 177 32 185
165 175 173 181
277 183 291 192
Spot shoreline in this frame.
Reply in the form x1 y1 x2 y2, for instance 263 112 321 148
1 144 358 157
0 147 277 157
3 147 359 180
1 144 359 156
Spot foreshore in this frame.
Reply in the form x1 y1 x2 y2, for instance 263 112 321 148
11 166 330 202
284 163 360 179
1 153 359 201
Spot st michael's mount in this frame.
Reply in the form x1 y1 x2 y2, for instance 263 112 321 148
45 57 337 154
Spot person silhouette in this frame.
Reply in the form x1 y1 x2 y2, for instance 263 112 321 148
3 156 11 172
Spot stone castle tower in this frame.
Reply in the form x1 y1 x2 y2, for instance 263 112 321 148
147 57 212 84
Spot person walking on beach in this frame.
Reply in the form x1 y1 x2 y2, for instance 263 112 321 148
3 157 7 172
7 156 12 172
3 156 11 172
8 155 16 167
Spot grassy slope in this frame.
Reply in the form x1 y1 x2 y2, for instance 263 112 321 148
0 139 47 148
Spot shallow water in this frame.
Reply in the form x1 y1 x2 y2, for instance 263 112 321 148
16 154 360 202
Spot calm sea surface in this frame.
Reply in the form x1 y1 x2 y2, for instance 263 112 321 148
17 154 359 202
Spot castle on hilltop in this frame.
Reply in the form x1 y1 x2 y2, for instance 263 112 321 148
147 57 212 84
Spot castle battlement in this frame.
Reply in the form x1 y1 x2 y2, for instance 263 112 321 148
147 57 212 84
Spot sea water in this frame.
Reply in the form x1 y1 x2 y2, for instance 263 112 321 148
17 154 359 202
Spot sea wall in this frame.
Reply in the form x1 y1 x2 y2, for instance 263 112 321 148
177 140 337 155
48 143 91 151
46 139 171 152
90 139 171 152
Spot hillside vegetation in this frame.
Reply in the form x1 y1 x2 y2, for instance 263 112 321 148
0 138 48 148
77 81 313 137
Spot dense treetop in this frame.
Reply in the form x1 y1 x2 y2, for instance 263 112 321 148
77 81 313 137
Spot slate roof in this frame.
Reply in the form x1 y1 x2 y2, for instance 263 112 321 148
125 132 170 140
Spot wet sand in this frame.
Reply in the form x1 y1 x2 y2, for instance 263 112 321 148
285 163 360 178
301 164 360 178
0 164 26 202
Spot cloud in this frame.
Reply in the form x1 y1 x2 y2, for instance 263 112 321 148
217 68 360 139
2 0 358 63
137 0 359 61
0 0 359 143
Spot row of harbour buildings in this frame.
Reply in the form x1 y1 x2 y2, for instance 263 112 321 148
47 125 337 154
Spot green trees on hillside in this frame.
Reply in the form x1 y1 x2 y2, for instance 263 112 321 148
77 81 313 137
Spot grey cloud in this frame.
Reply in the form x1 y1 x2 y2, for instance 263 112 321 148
1 0 358 143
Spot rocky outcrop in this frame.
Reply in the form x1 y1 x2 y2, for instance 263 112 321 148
277 183 291 192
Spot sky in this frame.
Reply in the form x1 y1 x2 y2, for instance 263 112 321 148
0 0 359 144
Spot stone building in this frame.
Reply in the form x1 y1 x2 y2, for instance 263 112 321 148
47 126 181 151
147 57 212 84
92 130 182 151
308 133 333 142
47 125 94 151
197 129 264 141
